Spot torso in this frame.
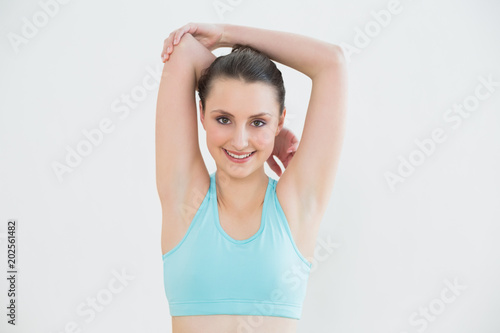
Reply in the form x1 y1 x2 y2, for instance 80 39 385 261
171 314 298 333
161 173 319 333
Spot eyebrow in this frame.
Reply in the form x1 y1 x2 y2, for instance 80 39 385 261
210 109 272 118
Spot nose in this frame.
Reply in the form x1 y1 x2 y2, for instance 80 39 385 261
230 125 250 151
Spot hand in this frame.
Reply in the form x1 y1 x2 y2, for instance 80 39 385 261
266 127 299 177
161 22 225 62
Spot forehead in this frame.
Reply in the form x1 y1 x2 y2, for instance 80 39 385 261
206 78 279 117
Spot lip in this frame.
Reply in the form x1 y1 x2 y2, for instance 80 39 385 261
224 148 256 156
223 148 256 163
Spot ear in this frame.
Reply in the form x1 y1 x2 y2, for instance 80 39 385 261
199 100 206 130
276 108 286 136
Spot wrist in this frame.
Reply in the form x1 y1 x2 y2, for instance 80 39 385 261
218 24 233 48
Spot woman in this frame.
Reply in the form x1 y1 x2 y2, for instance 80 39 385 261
156 23 347 333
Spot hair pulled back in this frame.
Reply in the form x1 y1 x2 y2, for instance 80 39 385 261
197 44 285 117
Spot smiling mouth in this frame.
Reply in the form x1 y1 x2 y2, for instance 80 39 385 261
223 148 256 159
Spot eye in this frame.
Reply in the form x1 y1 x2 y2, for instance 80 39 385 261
252 120 266 127
216 117 230 125
216 117 266 127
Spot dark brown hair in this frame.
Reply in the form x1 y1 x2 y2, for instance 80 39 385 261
197 44 285 117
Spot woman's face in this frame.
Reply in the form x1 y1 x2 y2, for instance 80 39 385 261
200 78 284 177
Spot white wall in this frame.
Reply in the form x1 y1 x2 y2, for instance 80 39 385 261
1 0 499 332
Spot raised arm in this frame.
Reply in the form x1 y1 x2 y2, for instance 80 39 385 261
218 24 342 79
155 33 215 203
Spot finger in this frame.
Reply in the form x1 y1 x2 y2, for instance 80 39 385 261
161 39 168 62
283 152 295 166
161 48 169 62
173 31 181 45
267 156 282 177
174 24 191 45
161 35 174 62
282 153 292 167
287 142 299 153
181 23 195 39
272 165 282 177
167 33 175 53
162 46 171 62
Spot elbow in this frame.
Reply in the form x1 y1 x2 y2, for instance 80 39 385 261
311 44 346 79
328 44 346 65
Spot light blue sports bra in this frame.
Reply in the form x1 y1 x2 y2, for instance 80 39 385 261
162 171 312 320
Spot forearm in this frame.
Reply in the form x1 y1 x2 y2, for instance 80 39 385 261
219 24 341 79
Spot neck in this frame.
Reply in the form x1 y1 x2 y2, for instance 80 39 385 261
215 168 269 214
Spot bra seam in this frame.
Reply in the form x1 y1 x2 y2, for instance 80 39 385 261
169 299 302 307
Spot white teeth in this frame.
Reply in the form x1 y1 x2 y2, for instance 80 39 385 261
225 149 253 159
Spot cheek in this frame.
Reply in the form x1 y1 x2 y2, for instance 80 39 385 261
255 128 275 149
206 124 227 145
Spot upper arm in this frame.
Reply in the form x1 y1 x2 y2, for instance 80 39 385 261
155 34 215 203
278 47 348 222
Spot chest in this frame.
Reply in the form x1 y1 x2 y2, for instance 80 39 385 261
217 194 316 266
217 206 264 241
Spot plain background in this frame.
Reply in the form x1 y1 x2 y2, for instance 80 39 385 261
1 0 499 332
